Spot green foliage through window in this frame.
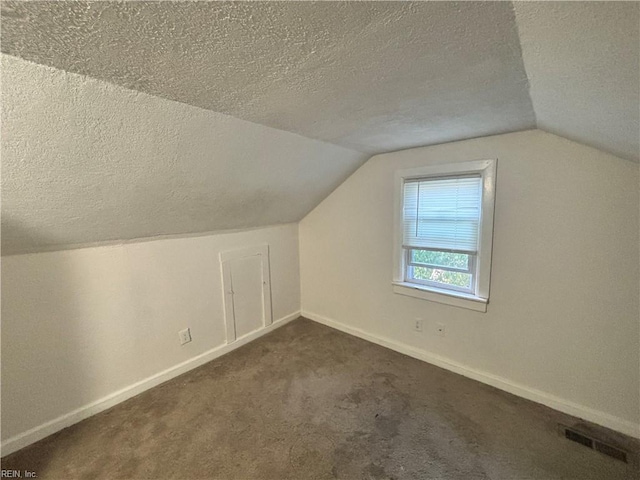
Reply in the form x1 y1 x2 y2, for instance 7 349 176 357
410 249 469 270
410 266 472 288
408 249 473 289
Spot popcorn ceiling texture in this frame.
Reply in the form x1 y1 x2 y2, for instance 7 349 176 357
514 2 639 162
1 1 638 253
0 1 535 154
1 55 367 254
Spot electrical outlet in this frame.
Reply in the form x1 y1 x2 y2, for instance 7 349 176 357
436 323 445 337
179 328 192 345
414 319 423 332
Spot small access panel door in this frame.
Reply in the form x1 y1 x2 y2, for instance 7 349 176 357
220 245 272 343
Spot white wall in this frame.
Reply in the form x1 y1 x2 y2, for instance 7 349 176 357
300 130 640 436
1 224 300 451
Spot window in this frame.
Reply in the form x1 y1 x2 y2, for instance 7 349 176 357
393 160 496 312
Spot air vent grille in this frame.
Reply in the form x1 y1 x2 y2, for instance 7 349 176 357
565 429 593 448
594 441 628 463
562 426 627 463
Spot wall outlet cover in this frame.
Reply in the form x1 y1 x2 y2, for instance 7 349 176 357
179 328 192 345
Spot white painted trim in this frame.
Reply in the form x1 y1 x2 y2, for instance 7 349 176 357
219 244 268 264
302 310 640 439
392 159 497 308
392 282 487 312
221 261 238 342
220 245 273 343
0 311 301 457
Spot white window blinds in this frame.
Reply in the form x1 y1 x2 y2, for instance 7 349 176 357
403 174 482 254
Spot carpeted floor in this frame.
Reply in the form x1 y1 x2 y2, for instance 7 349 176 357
2 317 638 479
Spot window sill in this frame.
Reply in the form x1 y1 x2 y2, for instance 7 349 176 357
392 282 488 312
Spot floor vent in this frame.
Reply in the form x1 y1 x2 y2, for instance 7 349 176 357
593 441 628 463
563 426 628 463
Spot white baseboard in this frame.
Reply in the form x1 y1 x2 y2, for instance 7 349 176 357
302 310 640 440
1 311 300 457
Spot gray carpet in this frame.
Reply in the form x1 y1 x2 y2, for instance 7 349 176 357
2 318 638 479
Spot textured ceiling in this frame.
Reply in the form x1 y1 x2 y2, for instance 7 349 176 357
0 1 536 154
514 2 639 162
1 1 638 254
1 54 367 254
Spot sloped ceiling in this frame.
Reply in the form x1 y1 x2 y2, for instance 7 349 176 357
514 2 639 162
1 1 535 154
1 54 368 254
1 1 638 254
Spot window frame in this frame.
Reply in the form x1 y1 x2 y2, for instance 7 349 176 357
392 159 497 312
405 248 477 294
